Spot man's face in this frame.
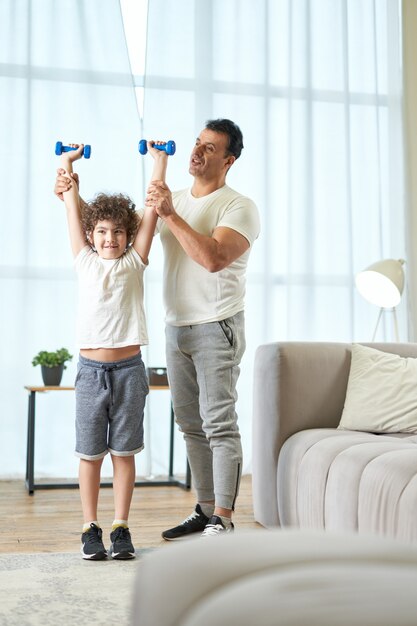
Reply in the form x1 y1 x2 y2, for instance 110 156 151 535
189 128 234 180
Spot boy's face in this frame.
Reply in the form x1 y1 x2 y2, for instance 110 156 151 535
90 220 128 259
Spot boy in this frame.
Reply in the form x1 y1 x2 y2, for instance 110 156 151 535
61 141 167 560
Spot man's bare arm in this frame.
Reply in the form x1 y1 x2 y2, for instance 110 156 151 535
146 180 249 272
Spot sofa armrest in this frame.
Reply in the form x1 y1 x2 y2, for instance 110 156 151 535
251 341 417 527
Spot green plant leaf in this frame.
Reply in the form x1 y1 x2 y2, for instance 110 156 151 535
32 347 73 368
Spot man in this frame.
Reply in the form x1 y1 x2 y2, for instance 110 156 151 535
145 119 260 538
55 119 260 539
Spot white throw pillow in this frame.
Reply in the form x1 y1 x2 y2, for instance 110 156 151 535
338 344 417 433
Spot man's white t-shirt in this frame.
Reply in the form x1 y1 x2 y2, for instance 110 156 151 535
157 185 260 326
74 245 148 348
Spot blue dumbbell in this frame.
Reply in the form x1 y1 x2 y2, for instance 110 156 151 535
138 139 176 156
55 141 91 159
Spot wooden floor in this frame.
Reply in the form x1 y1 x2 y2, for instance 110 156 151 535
0 475 260 554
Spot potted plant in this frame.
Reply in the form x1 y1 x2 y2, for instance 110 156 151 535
32 347 73 386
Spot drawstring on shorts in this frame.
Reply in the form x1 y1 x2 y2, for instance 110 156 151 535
100 365 116 405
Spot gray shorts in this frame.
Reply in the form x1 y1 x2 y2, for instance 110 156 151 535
74 352 149 461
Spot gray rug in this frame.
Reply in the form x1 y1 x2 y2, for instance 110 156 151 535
0 549 153 626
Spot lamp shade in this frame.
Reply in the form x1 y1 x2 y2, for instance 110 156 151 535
355 258 405 308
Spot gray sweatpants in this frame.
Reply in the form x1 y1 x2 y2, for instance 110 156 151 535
165 311 245 510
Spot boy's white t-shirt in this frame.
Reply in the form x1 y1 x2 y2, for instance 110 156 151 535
157 185 260 326
74 245 148 348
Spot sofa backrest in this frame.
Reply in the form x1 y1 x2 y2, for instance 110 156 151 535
253 341 417 449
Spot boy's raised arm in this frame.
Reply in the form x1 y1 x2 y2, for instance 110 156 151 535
61 144 87 258
133 141 168 264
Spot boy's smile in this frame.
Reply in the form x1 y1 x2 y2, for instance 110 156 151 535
91 220 128 259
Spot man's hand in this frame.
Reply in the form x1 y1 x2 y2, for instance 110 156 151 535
54 168 79 201
145 180 174 218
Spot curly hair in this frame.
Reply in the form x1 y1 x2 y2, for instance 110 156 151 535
81 192 139 243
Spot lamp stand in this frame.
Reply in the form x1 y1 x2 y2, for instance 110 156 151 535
372 307 399 342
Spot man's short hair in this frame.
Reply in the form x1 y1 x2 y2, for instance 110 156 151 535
205 118 244 159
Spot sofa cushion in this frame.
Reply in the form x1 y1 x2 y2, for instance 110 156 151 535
338 344 417 433
278 429 417 541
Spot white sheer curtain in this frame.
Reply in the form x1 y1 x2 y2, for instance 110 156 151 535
0 0 144 479
142 0 405 472
0 0 405 479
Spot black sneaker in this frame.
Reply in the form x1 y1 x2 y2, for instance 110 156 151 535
201 515 234 537
80 523 107 560
162 504 210 541
109 526 136 560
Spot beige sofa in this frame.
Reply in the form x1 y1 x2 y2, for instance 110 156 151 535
131 529 417 625
252 342 417 542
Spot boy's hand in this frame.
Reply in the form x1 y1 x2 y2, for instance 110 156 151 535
54 168 79 201
59 143 85 179
147 140 169 160
61 143 85 164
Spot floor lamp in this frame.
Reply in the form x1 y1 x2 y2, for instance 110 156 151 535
355 258 405 341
